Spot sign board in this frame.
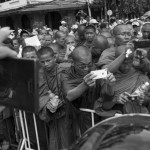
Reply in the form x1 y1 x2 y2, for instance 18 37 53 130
107 10 112 16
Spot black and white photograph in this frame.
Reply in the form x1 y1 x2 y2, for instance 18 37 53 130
0 0 150 150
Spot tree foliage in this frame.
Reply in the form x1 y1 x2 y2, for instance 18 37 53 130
93 0 150 15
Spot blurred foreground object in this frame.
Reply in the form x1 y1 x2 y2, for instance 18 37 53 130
70 114 150 150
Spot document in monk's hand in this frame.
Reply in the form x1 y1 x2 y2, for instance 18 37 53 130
0 58 39 113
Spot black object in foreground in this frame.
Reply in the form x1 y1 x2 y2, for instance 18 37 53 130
70 114 150 150
0 57 39 113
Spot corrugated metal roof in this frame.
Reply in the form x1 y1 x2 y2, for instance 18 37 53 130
19 0 86 12
0 0 86 16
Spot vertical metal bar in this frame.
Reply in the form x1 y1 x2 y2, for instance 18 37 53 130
20 139 26 150
19 110 27 149
23 111 31 148
91 112 94 127
33 113 40 150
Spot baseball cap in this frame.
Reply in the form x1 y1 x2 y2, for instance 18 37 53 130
90 19 98 24
132 21 140 26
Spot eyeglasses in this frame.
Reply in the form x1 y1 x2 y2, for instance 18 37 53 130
116 32 132 36
75 62 93 69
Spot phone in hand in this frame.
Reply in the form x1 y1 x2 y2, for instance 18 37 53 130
127 94 138 101
91 69 108 80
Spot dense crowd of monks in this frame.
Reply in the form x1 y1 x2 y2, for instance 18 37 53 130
1 20 150 150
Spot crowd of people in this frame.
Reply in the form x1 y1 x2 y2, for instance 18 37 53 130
1 13 150 150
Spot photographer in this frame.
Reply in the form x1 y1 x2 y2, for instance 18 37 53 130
0 27 17 149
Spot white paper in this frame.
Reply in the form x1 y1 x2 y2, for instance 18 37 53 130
25 36 41 47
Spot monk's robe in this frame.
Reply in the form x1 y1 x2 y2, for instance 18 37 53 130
101 67 150 114
83 41 94 50
62 65 101 134
91 47 103 63
97 47 116 68
38 63 77 150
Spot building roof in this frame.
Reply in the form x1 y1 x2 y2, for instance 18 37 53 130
0 0 86 16
19 0 86 12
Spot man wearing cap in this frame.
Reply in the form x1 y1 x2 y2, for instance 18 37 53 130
89 19 99 34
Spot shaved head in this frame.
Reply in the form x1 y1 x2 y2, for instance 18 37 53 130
142 23 150 29
55 31 66 39
113 24 128 35
93 35 109 51
71 46 91 62
101 31 112 38
78 24 86 35
49 43 59 54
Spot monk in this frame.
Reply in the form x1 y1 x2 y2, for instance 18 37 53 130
97 24 132 72
62 46 115 133
37 47 77 150
21 47 48 150
54 31 67 63
22 46 37 59
101 31 115 48
96 45 150 117
92 35 109 63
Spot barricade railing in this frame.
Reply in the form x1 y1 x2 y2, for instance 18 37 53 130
80 108 95 127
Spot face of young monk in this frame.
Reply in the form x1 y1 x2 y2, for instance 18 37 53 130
119 59 133 74
39 52 56 71
85 28 96 43
115 26 132 46
23 51 37 59
142 24 150 39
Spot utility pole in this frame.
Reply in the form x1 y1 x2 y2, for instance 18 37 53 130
104 0 107 20
87 0 92 19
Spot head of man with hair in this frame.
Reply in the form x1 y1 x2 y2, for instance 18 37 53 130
84 25 96 43
22 46 37 59
141 23 150 39
55 31 66 47
37 47 56 72
71 46 92 76
115 45 133 74
113 24 132 46
20 30 29 40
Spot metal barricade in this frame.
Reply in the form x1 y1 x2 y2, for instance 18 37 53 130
80 108 95 127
